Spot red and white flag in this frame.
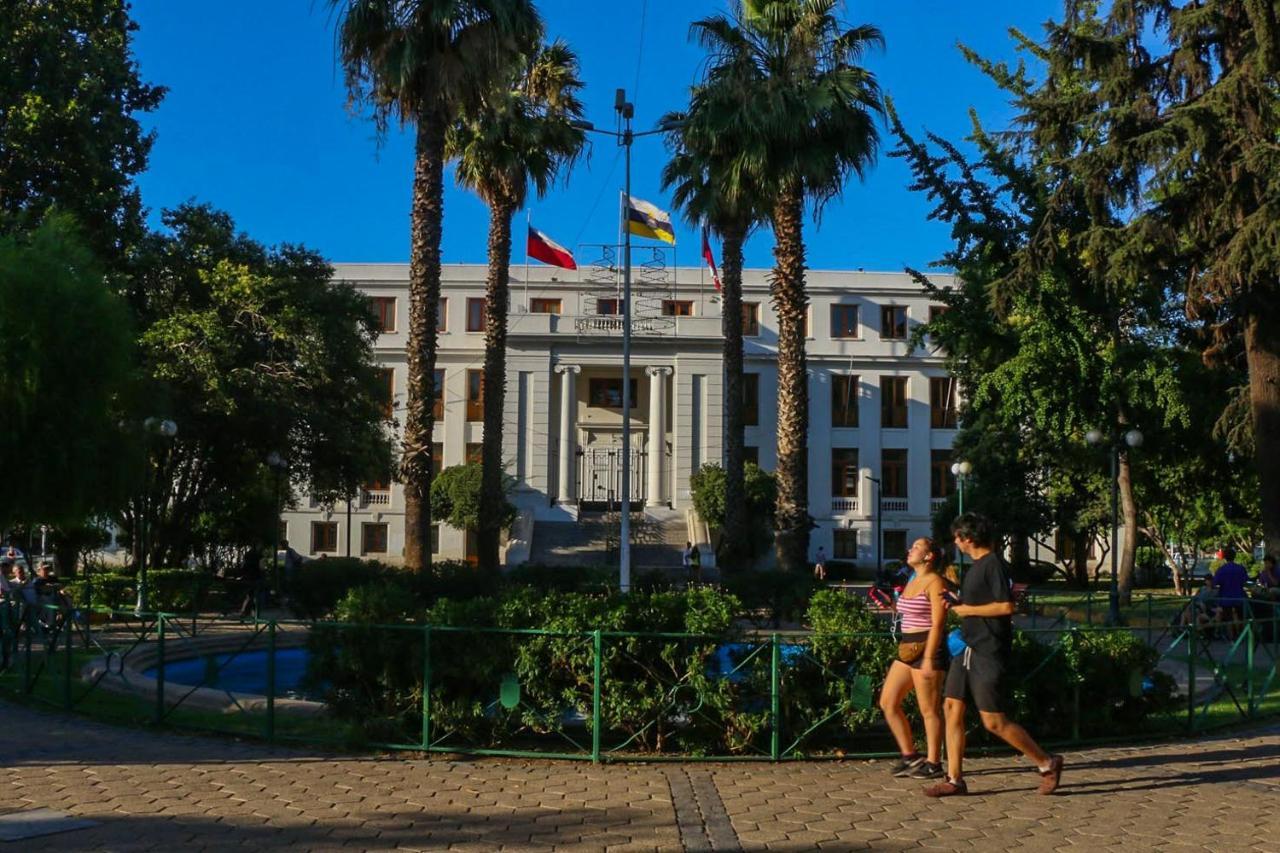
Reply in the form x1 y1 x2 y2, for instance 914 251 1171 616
527 226 577 270
701 226 721 291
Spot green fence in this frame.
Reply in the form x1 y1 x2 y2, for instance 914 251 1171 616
2 597 1277 761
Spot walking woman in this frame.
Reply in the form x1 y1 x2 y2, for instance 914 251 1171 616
879 537 952 780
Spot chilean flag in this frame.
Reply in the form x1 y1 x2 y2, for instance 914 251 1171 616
527 226 577 270
701 226 722 291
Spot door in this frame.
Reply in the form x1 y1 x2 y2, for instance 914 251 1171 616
576 440 646 508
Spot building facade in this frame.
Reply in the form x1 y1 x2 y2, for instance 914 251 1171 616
281 262 961 567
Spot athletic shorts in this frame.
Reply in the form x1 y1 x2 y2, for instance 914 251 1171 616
944 647 1005 713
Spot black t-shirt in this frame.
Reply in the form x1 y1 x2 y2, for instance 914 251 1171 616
960 552 1013 658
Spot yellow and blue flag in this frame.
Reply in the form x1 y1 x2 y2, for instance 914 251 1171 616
624 194 676 244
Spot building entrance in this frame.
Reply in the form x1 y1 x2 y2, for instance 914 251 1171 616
576 433 647 509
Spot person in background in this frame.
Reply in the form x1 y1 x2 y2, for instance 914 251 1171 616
1256 555 1279 592
1212 546 1250 639
814 546 828 582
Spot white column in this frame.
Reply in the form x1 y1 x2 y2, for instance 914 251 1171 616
555 364 580 503
646 366 671 507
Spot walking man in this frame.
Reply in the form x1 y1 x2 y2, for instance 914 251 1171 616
924 512 1064 797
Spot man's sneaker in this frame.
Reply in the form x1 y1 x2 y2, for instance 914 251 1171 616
908 761 944 780
889 753 925 777
1037 754 1065 795
923 777 968 797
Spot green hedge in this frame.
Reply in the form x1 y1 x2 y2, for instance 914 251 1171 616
62 570 233 613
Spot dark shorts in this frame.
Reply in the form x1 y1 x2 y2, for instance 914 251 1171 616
1219 601 1245 620
900 631 948 671
944 648 1005 713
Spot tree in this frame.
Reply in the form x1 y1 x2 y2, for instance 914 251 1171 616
689 462 778 560
124 204 394 568
661 31 768 572
430 462 516 534
1122 1 1280 558
447 37 585 572
691 0 883 572
0 0 164 264
0 216 134 532
329 0 540 570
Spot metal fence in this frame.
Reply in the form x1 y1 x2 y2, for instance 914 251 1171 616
1 595 1277 761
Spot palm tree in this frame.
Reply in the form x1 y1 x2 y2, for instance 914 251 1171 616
329 0 539 570
661 76 766 570
691 0 883 572
448 39 585 572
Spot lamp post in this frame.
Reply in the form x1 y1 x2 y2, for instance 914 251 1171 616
1086 427 1143 626
866 475 882 582
267 452 287 601
136 417 178 614
571 91 683 593
950 460 973 570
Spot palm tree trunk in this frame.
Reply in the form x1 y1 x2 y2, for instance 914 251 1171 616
719 223 748 570
1246 304 1280 559
478 198 515 573
402 118 446 572
770 182 810 573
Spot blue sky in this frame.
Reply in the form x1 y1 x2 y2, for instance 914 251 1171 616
131 0 1063 272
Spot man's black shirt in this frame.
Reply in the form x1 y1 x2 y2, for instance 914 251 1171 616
959 552 1013 658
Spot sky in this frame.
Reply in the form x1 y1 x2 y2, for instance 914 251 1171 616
130 0 1064 273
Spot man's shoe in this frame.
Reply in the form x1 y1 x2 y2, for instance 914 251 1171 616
923 777 968 797
1037 754 1064 795
908 761 944 780
890 753 925 777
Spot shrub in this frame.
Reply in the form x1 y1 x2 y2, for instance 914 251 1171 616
722 570 817 627
287 557 390 619
690 462 777 561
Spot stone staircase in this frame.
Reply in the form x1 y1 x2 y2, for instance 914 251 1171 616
528 511 689 570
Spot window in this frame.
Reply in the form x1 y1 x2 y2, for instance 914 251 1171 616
465 442 483 464
928 304 948 324
370 296 396 333
378 368 395 417
361 523 388 555
880 305 907 340
433 369 444 420
466 370 483 421
278 521 288 545
880 376 908 428
310 521 338 554
438 298 448 332
530 298 561 314
432 442 443 476
744 446 759 466
597 298 621 315
883 530 909 563
832 374 859 427
588 377 638 409
931 449 954 498
742 373 760 427
930 377 958 429
881 449 908 498
831 448 859 497
431 524 440 555
830 304 859 338
742 302 760 337
661 300 694 316
466 297 486 332
834 529 859 559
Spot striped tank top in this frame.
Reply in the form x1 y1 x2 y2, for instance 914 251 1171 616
897 591 933 633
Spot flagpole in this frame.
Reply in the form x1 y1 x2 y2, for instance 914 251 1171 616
524 210 531 313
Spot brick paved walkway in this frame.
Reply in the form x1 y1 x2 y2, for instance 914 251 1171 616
3 701 1278 851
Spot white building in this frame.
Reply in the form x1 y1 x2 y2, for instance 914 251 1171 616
281 260 960 568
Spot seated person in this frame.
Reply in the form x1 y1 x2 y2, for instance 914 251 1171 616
1212 547 1250 636
1183 576 1219 630
1257 555 1279 595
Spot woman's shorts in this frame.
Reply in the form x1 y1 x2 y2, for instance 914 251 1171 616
900 631 948 671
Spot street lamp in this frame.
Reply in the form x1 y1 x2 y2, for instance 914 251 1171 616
571 90 684 593
267 451 287 603
950 460 973 571
866 475 882 583
1086 427 1143 626
136 417 178 613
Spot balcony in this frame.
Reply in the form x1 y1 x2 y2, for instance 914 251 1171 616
930 497 946 512
831 496 859 513
508 313 724 340
882 498 909 513
360 489 391 509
